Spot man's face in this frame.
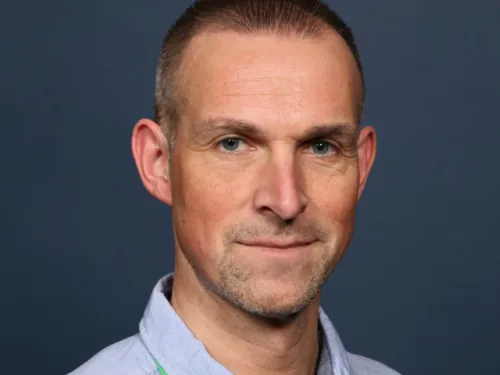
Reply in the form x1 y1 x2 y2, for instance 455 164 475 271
168 30 371 318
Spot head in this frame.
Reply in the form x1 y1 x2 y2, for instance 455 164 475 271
132 0 376 320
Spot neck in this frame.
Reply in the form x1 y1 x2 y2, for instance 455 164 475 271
170 256 322 375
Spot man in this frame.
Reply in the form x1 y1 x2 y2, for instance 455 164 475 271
69 0 400 374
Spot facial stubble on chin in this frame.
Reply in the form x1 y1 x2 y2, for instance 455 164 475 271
193 223 335 323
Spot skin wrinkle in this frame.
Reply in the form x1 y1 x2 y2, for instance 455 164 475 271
184 122 358 184
173 31 362 308
168 28 363 144
175 30 359 318
132 27 376 375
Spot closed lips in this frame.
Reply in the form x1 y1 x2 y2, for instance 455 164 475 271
237 239 315 249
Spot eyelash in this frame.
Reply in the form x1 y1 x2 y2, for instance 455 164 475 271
216 137 339 156
216 137 250 153
306 138 339 156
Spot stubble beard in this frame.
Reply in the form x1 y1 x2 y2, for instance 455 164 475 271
196 243 335 323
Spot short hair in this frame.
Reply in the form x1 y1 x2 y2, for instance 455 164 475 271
154 0 365 147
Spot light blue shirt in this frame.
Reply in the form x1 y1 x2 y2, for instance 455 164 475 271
68 273 400 375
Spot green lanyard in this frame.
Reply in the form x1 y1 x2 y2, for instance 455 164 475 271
154 358 168 375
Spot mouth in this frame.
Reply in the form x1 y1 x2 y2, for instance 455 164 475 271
236 239 317 250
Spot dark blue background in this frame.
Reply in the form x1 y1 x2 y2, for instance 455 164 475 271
1 1 498 374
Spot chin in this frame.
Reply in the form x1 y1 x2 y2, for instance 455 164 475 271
239 293 315 322
218 277 322 321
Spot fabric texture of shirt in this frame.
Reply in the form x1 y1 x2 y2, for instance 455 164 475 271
68 273 400 375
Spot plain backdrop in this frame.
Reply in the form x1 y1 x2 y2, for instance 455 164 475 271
1 1 499 374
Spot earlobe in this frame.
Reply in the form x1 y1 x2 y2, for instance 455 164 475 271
356 126 377 200
131 118 173 205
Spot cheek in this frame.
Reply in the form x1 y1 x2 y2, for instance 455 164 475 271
306 165 359 221
171 153 250 250
306 167 359 264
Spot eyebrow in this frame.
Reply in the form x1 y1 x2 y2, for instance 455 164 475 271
193 117 360 146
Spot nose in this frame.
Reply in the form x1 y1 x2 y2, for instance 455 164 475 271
253 150 308 221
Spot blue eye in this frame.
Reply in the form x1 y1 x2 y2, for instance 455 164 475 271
220 138 241 152
310 141 333 155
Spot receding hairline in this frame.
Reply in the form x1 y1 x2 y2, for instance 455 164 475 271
154 3 366 147
172 26 364 120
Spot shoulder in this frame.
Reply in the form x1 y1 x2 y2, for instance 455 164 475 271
67 335 158 375
347 352 401 375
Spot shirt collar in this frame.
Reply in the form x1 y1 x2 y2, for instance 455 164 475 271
139 273 354 375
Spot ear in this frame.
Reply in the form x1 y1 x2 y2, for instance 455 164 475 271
131 118 172 205
356 125 377 200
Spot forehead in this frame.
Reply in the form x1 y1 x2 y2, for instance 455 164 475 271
178 30 361 130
